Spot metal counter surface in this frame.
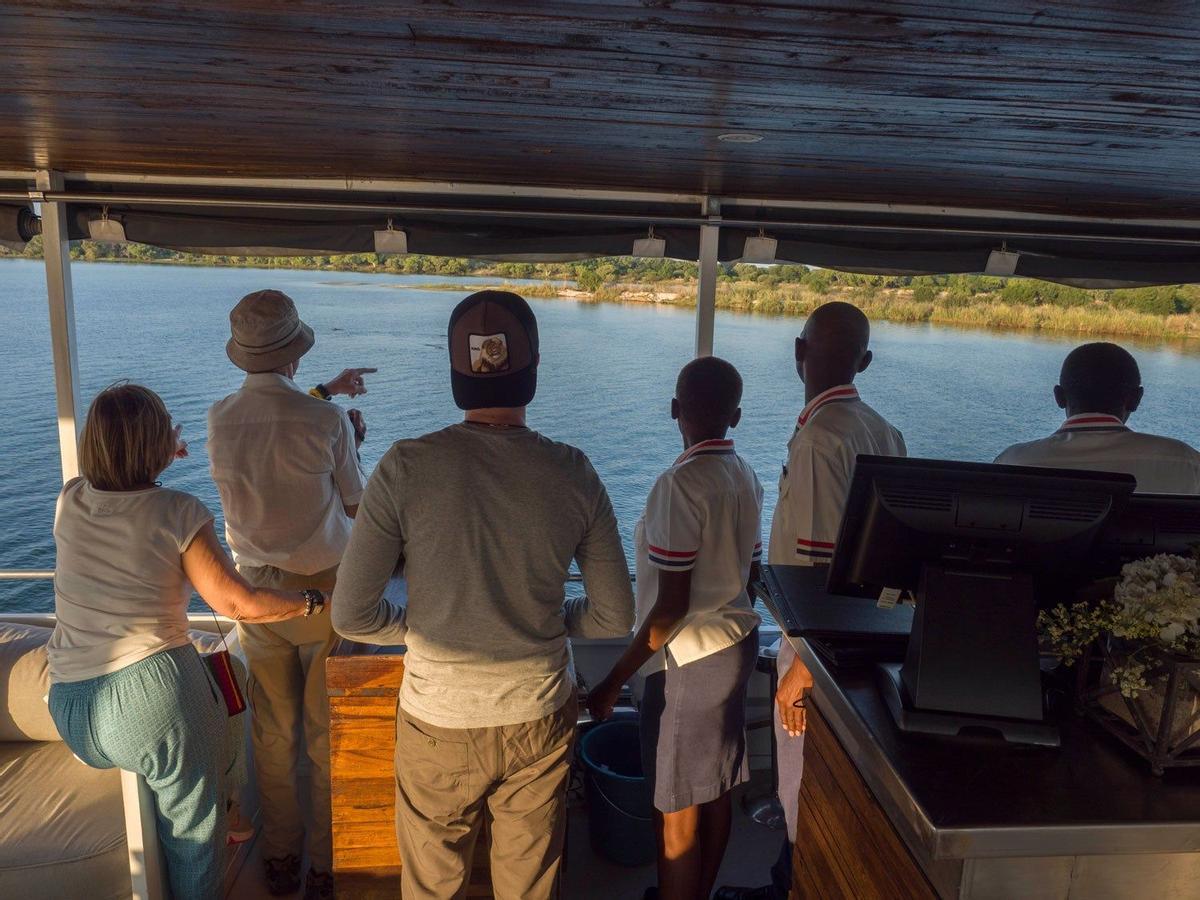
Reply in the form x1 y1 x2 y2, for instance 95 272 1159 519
763 567 1200 862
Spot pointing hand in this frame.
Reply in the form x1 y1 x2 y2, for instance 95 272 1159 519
325 367 378 398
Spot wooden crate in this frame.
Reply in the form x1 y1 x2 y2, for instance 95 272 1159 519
792 704 936 900
327 649 492 897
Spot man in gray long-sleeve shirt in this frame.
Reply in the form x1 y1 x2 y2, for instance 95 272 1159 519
333 290 633 900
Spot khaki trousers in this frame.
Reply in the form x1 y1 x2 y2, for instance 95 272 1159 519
237 563 340 873
775 638 804 845
394 694 577 900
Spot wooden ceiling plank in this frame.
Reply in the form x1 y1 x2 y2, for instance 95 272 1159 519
2 1 1199 215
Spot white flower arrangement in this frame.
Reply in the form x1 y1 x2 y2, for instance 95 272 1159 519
1039 553 1200 699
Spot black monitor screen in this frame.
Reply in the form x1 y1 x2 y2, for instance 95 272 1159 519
827 456 1136 599
1093 492 1200 574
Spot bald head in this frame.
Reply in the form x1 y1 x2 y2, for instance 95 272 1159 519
796 302 873 396
1055 342 1143 420
802 302 871 352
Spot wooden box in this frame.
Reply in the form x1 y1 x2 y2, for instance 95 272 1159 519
327 647 492 897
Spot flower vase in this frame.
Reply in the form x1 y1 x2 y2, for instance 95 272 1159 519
1081 641 1200 775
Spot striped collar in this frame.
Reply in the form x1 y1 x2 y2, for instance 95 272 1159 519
1058 413 1130 434
798 384 860 427
675 438 736 465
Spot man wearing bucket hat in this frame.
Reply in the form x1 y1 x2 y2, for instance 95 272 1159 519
207 289 372 900
333 290 635 900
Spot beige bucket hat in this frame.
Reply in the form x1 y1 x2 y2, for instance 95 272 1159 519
226 289 315 372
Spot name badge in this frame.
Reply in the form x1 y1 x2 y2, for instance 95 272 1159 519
877 587 901 609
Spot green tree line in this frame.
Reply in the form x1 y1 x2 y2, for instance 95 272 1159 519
4 237 1198 318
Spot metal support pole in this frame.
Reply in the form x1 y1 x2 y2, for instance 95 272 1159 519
37 170 82 481
121 770 168 900
695 200 720 357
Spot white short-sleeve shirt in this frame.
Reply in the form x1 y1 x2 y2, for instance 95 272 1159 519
207 373 365 574
48 479 213 683
995 414 1200 494
768 385 907 566
634 439 763 673
767 384 907 843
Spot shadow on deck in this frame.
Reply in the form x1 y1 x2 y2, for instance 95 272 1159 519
229 773 782 899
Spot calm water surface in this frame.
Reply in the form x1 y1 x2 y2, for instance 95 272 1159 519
4 259 1200 612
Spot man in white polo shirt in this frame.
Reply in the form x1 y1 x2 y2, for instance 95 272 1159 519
208 289 372 900
718 302 905 900
995 342 1200 493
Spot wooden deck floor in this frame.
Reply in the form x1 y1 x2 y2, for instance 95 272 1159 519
228 774 782 899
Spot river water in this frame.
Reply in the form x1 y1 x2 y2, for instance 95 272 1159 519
4 259 1200 612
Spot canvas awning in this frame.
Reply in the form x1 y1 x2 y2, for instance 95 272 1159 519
3 195 1198 286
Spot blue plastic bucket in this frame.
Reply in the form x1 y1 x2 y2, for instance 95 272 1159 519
579 717 655 866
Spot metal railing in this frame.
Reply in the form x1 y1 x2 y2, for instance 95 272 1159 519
0 569 635 587
0 569 54 580
2 569 625 584
566 572 636 583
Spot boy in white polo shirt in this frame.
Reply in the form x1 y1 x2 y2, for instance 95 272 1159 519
588 356 763 900
995 342 1200 493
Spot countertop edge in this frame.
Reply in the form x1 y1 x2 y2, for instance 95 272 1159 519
782 631 1200 860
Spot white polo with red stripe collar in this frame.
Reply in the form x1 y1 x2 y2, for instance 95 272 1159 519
768 384 907 567
995 413 1200 493
634 438 764 673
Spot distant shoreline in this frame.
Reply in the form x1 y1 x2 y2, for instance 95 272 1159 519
408 279 1200 343
6 256 1200 343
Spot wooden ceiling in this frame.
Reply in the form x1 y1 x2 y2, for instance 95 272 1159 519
3 1 1200 218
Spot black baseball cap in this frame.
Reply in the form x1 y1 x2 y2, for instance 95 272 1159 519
448 291 539 410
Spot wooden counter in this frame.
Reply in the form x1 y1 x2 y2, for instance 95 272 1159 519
794 703 936 899
326 647 492 898
765 567 1200 900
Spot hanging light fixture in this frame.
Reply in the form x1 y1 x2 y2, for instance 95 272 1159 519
0 203 39 252
87 206 127 243
632 225 666 258
374 217 408 255
984 243 1020 276
741 227 777 264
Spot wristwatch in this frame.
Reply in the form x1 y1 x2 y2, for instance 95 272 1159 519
302 589 326 617
309 383 332 401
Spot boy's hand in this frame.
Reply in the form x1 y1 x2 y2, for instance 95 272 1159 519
586 676 622 722
776 656 814 737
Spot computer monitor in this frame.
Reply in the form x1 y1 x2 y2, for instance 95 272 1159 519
1093 492 1200 573
828 456 1135 745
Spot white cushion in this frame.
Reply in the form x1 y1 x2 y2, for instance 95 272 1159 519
0 624 57 741
0 622 230 743
0 740 130 898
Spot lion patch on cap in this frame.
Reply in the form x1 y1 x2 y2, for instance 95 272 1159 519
470 333 510 373
448 291 538 409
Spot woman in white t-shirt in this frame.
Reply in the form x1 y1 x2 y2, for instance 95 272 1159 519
47 384 325 900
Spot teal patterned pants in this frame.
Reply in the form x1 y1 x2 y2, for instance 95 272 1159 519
49 644 227 899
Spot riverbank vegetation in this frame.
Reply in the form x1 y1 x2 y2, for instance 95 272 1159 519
6 238 1200 341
